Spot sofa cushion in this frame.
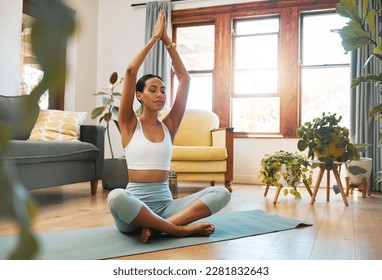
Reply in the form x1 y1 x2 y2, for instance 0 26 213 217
29 109 87 141
4 140 98 165
0 95 39 140
172 146 227 161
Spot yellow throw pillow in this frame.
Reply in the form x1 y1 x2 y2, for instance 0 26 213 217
29 109 87 141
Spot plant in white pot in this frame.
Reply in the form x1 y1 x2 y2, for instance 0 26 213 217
259 150 314 203
345 144 372 197
91 72 127 189
345 157 372 197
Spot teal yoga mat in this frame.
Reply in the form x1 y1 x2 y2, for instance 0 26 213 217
0 210 311 260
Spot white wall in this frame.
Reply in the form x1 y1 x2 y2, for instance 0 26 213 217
64 0 99 116
0 0 23 96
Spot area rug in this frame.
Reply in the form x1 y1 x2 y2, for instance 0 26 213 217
0 210 311 260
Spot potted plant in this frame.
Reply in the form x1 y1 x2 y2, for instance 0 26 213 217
335 0 382 104
259 150 313 201
296 112 365 170
345 157 372 197
91 72 127 189
335 0 381 186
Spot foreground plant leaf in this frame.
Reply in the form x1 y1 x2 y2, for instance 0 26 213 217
0 0 76 259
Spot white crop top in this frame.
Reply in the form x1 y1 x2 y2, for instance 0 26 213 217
124 118 172 170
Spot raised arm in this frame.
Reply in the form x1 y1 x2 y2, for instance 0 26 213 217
161 15 191 140
118 11 165 148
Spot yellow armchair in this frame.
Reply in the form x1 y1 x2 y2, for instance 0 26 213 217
161 109 234 191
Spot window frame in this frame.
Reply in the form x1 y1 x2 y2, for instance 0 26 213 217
232 15 280 98
171 0 339 138
299 11 351 127
173 23 215 110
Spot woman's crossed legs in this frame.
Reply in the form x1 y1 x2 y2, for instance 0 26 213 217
108 186 231 242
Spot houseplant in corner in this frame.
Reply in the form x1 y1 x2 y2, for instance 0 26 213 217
335 0 381 187
259 150 313 201
91 72 127 189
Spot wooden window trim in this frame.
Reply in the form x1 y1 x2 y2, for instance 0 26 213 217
172 0 339 137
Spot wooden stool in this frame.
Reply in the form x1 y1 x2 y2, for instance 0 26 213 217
310 162 349 206
264 179 313 204
345 177 370 198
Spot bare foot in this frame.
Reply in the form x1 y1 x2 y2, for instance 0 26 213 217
140 223 215 242
140 227 152 243
180 222 215 237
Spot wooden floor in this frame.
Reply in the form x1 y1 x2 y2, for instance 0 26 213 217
1 182 382 260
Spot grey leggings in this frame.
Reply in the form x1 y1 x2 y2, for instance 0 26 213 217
107 181 231 233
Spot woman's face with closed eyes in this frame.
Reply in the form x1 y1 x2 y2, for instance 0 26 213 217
137 77 166 111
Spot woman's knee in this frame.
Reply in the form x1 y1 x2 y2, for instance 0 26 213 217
201 186 231 214
108 192 143 229
214 186 231 206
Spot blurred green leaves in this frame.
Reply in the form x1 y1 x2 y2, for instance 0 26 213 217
0 0 76 259
335 0 382 117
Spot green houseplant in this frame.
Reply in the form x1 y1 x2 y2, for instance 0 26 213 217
0 0 75 259
91 72 127 189
335 0 381 184
336 0 382 103
296 112 366 170
91 71 123 159
259 150 313 199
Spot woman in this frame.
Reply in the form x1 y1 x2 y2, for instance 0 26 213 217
107 10 231 243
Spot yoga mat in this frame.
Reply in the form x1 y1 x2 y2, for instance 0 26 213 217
0 210 311 260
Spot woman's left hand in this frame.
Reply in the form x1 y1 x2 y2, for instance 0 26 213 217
152 10 165 41
160 11 171 44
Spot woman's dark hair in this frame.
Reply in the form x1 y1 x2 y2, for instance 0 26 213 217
136 74 163 92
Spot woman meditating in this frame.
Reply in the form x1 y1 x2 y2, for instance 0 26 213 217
107 10 231 243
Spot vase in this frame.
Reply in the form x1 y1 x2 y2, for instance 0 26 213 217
345 157 372 185
102 158 128 190
314 138 345 160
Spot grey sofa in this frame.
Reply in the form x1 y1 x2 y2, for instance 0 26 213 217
0 94 104 195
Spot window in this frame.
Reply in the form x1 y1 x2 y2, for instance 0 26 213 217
172 0 343 135
300 13 350 128
175 24 214 111
232 17 280 132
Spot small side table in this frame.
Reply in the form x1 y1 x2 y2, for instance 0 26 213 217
310 162 349 206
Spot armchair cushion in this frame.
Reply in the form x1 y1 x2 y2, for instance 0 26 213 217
172 146 227 161
171 160 227 173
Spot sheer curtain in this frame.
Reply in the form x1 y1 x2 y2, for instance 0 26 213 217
143 1 172 89
350 0 382 191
